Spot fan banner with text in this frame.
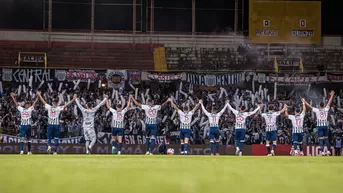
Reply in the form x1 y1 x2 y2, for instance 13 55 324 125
252 144 337 156
249 1 321 44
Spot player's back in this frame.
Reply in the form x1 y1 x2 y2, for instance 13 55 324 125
142 105 161 124
262 112 280 131
289 113 305 133
234 112 250 129
45 104 63 125
17 106 34 125
81 109 97 129
178 110 194 129
110 108 127 128
313 107 329 126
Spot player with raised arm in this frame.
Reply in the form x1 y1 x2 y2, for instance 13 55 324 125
10 93 39 155
168 98 201 155
106 97 131 155
304 90 334 156
200 100 227 156
37 91 75 154
285 99 306 156
75 94 107 154
130 96 169 155
227 102 261 156
261 104 287 156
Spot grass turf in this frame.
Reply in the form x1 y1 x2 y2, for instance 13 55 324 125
0 155 342 193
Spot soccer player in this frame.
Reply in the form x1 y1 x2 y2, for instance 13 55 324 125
168 98 200 155
227 102 261 156
37 91 75 154
285 98 306 156
130 96 169 155
106 97 131 155
10 93 39 155
303 91 334 156
261 104 287 156
200 100 227 156
75 95 107 154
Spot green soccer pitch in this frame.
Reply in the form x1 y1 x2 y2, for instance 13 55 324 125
0 155 342 193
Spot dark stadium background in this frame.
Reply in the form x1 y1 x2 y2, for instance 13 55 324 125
0 0 340 34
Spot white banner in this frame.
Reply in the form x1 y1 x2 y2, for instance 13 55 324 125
0 134 82 144
258 73 328 85
147 72 182 83
96 132 166 145
186 73 244 86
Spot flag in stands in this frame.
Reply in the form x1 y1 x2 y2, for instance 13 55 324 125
300 57 304 72
274 57 279 73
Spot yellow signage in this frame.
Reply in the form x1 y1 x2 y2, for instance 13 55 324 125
249 1 321 44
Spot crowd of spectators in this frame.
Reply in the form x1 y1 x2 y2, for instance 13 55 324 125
1 80 343 145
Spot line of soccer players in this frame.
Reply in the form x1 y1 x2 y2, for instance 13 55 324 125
10 90 335 156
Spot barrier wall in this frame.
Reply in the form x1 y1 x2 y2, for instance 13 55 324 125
0 144 249 155
252 144 338 156
0 144 339 156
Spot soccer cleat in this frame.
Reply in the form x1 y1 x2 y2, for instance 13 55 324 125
149 153 153 155
117 151 121 155
86 150 91 155
145 151 150 155
271 150 275 156
216 153 220 156
321 152 326 156
239 152 242 156
112 148 117 154
267 154 272 156
326 151 331 156
184 151 188 155
181 151 185 155
47 146 51 154
235 148 240 156
300 152 304 156
290 148 295 156
87 146 92 155
20 151 24 155
294 151 299 156
53 152 58 155
27 152 32 155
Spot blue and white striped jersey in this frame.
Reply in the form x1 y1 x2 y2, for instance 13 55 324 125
142 105 161 125
228 104 260 129
109 107 128 128
313 107 330 127
45 104 64 125
201 104 227 128
289 113 305 133
261 111 280 131
17 106 34 126
177 109 195 129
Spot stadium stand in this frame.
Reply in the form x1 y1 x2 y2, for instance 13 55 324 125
0 41 158 70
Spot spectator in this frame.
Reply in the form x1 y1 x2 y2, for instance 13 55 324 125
334 136 342 156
